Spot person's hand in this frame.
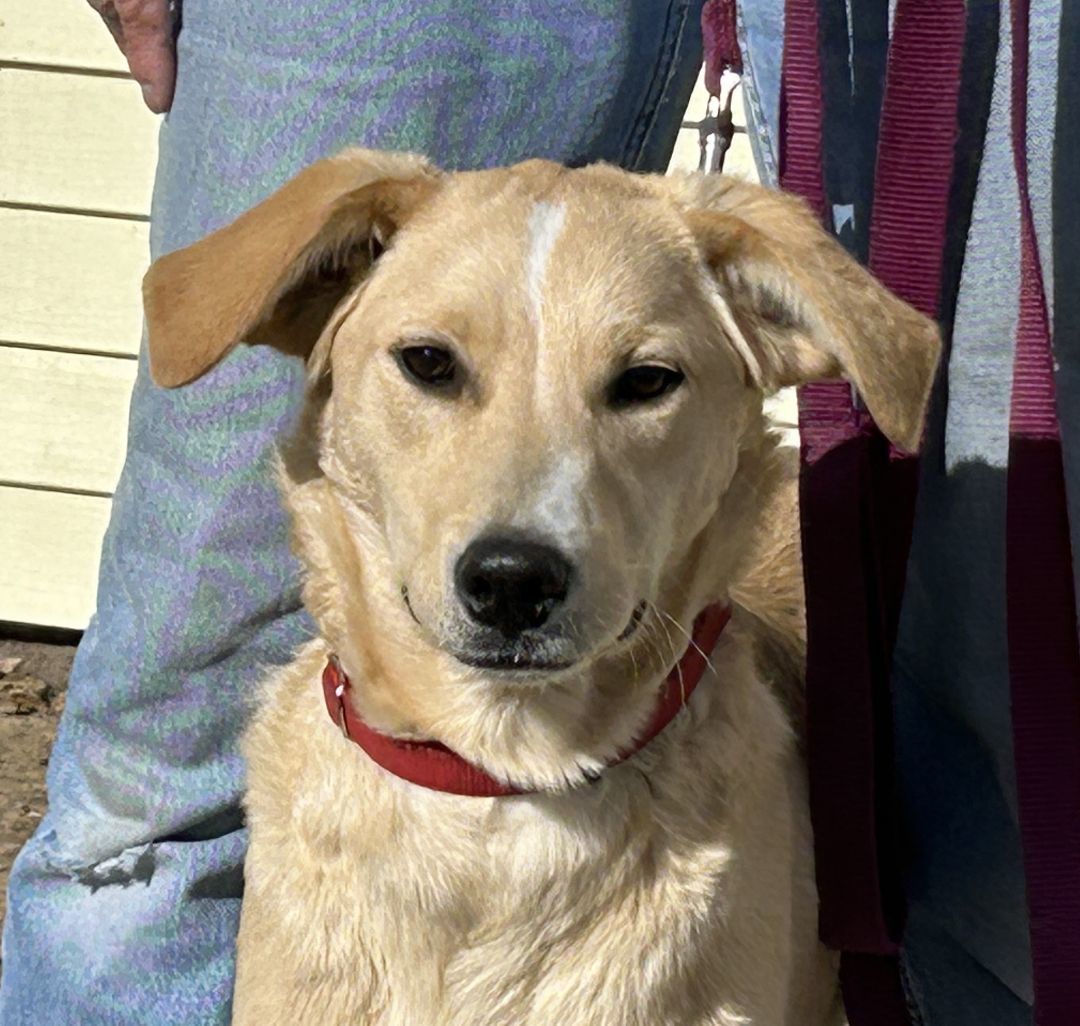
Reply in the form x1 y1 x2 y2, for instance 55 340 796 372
87 0 177 114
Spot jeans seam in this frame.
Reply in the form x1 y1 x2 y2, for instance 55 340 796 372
622 1 693 170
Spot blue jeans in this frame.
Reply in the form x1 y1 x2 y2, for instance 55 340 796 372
0 3 703 1022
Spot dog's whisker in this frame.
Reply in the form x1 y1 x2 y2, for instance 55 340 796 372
646 602 681 668
654 605 719 681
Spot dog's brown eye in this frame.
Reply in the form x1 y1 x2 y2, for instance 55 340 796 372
609 365 684 406
397 345 457 387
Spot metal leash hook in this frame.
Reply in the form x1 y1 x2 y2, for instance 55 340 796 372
698 0 743 173
697 73 742 175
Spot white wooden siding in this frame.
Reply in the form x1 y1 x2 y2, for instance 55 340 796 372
0 0 129 71
0 208 147 356
1 2 156 629
0 347 135 494
0 69 158 216
667 70 757 181
0 487 113 630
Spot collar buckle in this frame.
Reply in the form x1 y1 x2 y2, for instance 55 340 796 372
326 654 352 740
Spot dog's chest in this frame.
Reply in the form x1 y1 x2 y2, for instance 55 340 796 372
296 772 743 1025
238 647 819 1025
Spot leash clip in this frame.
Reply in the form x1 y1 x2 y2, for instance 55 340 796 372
692 73 742 175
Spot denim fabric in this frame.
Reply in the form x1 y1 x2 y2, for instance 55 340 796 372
735 0 784 184
0 4 703 1023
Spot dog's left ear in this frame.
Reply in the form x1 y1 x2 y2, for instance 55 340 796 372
144 148 442 388
676 177 941 452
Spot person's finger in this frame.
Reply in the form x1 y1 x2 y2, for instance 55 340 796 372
113 0 176 114
86 1 126 50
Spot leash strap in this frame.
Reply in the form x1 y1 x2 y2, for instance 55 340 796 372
787 1 1080 1021
1005 2 1080 1021
701 0 743 94
780 0 965 1020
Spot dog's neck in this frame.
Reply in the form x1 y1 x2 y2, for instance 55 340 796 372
326 614 713 793
310 577 736 792
322 603 732 796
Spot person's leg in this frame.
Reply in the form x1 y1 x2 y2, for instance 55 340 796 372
735 0 1043 1021
0 2 703 1022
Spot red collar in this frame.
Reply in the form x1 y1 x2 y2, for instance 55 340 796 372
322 603 732 797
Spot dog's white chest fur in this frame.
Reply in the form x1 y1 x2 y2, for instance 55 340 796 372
233 638 839 1026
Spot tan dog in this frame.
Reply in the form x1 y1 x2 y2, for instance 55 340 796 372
145 150 939 1026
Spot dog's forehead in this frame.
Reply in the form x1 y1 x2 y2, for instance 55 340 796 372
379 163 702 318
435 161 687 254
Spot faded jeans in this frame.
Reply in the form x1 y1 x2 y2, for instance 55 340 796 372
0 3 704 1022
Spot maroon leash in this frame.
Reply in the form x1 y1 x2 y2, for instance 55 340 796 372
1005 2 1080 1021
779 0 965 1021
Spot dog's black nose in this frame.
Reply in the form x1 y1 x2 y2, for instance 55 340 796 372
454 535 573 636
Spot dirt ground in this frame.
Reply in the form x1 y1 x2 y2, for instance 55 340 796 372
0 638 77 927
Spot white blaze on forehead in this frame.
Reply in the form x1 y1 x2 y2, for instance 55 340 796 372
527 201 569 415
513 452 589 551
526 201 567 324
518 206 587 551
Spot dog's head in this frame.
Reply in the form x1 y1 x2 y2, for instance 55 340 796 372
146 150 939 785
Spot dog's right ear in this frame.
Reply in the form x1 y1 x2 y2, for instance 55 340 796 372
664 174 941 453
144 148 442 387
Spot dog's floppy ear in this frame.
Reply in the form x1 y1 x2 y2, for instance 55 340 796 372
145 148 442 387
676 177 941 452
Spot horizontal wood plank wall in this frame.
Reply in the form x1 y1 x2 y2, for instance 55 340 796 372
0 487 113 630
0 0 129 71
667 68 757 180
0 208 147 356
0 348 136 494
2 3 157 629
0 70 158 216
